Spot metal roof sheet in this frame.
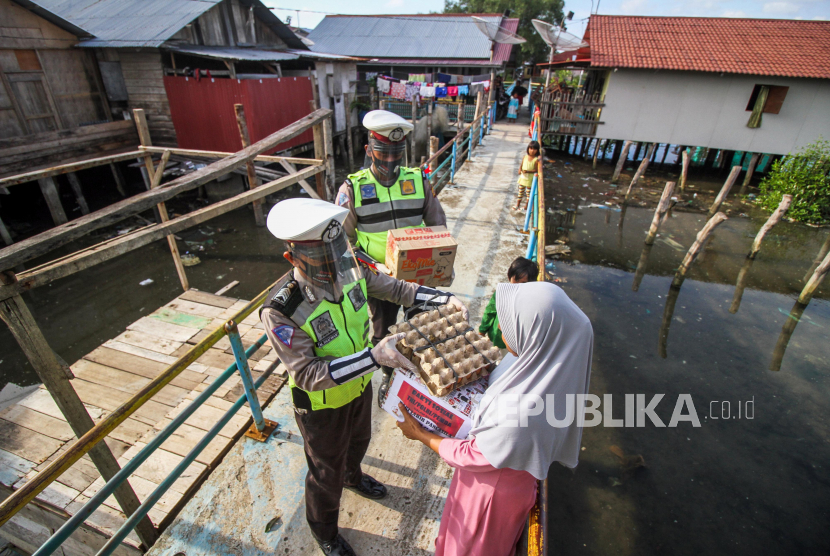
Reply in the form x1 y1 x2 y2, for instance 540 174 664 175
366 58 499 67
493 18 519 64
164 44 299 62
308 14 502 59
29 0 220 47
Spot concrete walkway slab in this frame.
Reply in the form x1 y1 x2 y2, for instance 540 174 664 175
146 118 534 555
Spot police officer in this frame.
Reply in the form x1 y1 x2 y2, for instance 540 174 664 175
261 198 467 556
335 110 449 405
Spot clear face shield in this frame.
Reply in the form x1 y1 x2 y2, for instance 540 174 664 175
287 221 361 301
368 135 406 186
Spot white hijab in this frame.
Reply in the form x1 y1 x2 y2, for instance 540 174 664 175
471 282 593 479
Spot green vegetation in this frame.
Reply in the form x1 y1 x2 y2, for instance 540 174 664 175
444 0 565 66
756 138 830 224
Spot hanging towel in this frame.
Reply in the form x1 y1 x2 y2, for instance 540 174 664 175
377 77 391 93
405 82 420 101
420 85 436 98
435 86 448 98
457 85 469 96
390 81 406 99
470 83 484 95
437 73 452 84
447 86 458 97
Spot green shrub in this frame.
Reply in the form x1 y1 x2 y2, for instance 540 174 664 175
756 138 830 224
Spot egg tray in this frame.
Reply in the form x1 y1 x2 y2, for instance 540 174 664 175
390 305 501 397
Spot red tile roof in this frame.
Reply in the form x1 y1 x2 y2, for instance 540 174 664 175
586 15 830 79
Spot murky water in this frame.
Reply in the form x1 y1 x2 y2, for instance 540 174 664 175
543 189 829 552
0 194 297 402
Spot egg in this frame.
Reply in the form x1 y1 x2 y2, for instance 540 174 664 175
445 304 458 315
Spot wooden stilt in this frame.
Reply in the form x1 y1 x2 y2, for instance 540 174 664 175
429 136 439 186
345 93 355 173
672 213 728 288
632 141 642 161
110 162 127 197
0 215 12 246
625 143 656 202
234 104 266 227
651 143 660 162
770 300 807 371
611 140 633 182
592 139 602 169
804 233 830 282
658 284 681 359
322 115 336 201
729 256 755 314
632 243 653 292
0 282 158 548
798 247 830 305
708 165 742 216
749 195 792 259
660 143 670 165
427 101 433 144
37 177 68 225
680 150 690 191
308 71 327 200
644 181 676 245
133 109 189 291
66 172 90 215
741 152 760 191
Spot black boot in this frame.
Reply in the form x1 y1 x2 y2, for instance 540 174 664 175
313 533 356 556
377 366 393 408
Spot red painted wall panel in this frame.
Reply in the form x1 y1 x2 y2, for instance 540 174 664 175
163 76 314 154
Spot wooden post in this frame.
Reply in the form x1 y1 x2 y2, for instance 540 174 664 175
410 93 418 162
37 177 68 225
729 256 755 314
660 143 670 165
133 109 189 291
672 213 728 288
427 101 433 143
632 243 653 292
311 122 326 200
644 181 676 245
770 300 807 372
0 216 13 246
322 114 336 200
277 160 321 199
428 136 439 186
798 247 830 305
611 140 632 182
234 104 266 227
708 165 742 216
624 143 656 202
66 173 89 215
338 135 349 169
109 162 127 197
592 139 602 169
804 233 830 282
658 283 682 359
680 149 690 191
0 283 158 548
741 152 760 189
370 86 377 110
345 93 355 173
651 143 660 162
632 141 642 162
748 194 792 258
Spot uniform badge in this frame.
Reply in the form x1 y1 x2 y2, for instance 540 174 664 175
347 285 367 311
272 325 294 348
336 191 349 206
304 286 316 303
360 183 377 200
388 127 405 142
310 312 339 347
322 220 342 243
400 180 416 195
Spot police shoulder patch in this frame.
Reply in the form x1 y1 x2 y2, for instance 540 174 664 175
272 325 295 348
336 191 349 207
400 179 416 195
347 285 367 311
266 279 303 317
360 183 377 200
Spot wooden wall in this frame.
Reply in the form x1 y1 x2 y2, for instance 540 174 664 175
167 0 287 47
0 0 109 141
118 51 177 146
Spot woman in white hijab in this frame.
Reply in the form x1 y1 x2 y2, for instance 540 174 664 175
397 282 593 556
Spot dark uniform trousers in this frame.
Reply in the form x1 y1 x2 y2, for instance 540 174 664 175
295 382 373 541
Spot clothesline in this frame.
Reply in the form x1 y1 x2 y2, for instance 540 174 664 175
377 74 490 101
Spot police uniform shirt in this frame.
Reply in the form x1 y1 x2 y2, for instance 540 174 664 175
261 264 421 392
335 175 447 246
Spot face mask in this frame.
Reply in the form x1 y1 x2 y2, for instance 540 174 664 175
368 136 405 186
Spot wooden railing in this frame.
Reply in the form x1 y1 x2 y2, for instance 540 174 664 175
537 90 605 137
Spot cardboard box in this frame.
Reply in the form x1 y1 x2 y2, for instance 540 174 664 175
386 226 458 287
381 368 487 439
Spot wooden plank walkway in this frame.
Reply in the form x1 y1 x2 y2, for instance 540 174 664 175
0 289 286 555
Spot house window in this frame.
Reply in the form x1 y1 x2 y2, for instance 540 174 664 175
746 85 789 114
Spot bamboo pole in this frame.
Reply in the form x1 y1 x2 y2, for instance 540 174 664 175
234 104 266 227
708 165 742 216
536 145 546 275
644 181 676 245
680 150 690 191
0 276 158 546
611 140 632 182
624 143 656 201
749 194 792 258
134 109 189 291
672 213 728 288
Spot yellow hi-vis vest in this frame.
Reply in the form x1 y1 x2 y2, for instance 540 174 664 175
264 277 372 411
350 167 427 263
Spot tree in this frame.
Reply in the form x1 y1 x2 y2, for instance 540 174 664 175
444 0 565 67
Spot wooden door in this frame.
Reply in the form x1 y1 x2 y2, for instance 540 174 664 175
6 72 61 133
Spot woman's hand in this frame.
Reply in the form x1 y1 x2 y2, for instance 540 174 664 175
396 402 425 441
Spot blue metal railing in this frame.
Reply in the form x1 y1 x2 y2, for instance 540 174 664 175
32 321 276 555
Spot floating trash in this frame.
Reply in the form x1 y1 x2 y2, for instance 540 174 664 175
139 279 154 286
181 254 202 267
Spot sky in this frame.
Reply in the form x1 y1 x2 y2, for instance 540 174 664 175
262 0 830 35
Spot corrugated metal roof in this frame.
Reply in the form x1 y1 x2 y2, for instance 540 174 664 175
30 0 220 47
308 14 502 59
366 58 498 67
164 44 299 62
282 49 365 62
492 18 518 64
11 0 92 37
